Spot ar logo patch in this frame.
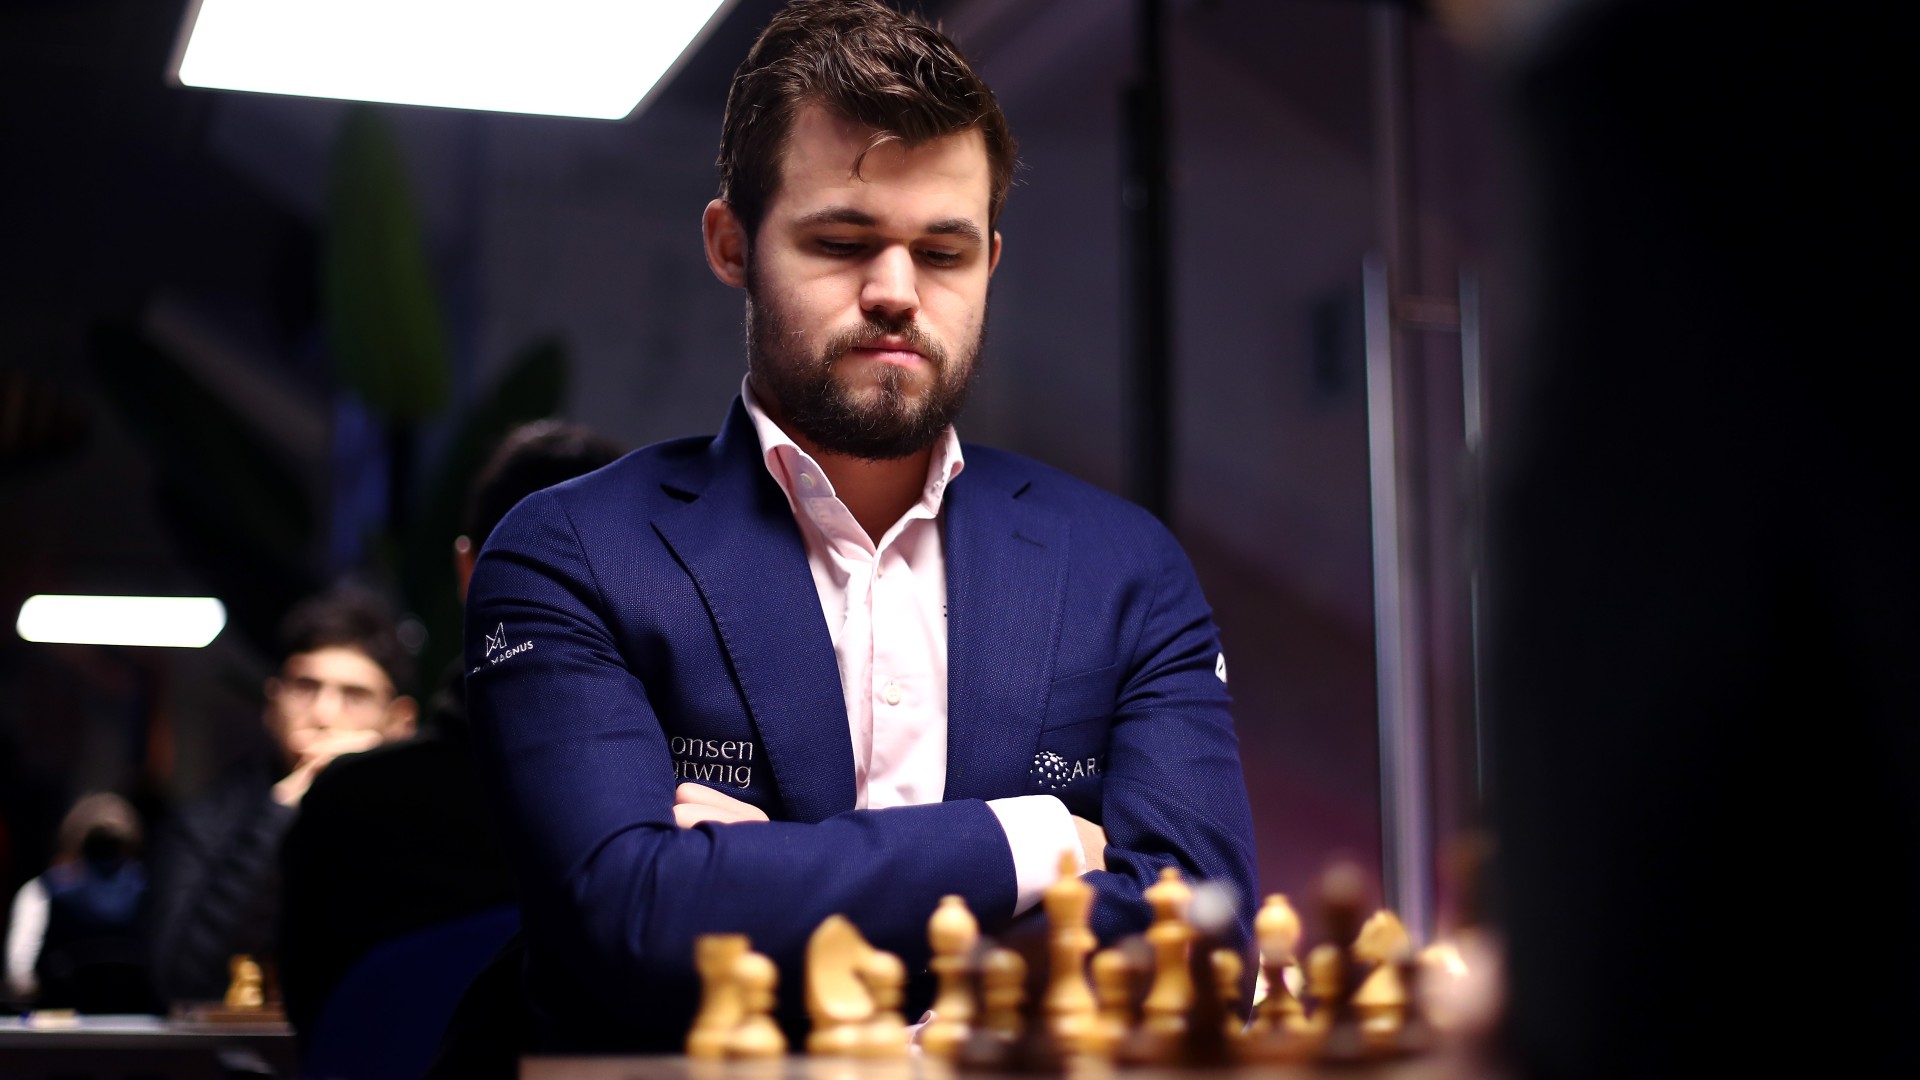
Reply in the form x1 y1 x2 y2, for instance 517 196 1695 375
484 623 508 656
1031 750 1102 791
1215 651 1228 684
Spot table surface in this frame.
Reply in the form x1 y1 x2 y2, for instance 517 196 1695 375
519 1053 1482 1080
0 1012 292 1047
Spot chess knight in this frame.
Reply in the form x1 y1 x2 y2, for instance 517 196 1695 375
461 0 1257 1054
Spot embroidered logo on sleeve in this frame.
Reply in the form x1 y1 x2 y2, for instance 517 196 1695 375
1031 750 1103 791
1215 652 1228 684
472 622 533 674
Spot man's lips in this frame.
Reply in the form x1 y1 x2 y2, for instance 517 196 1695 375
846 342 926 366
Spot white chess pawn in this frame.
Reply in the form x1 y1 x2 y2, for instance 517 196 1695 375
1141 867 1194 1038
922 896 979 1060
856 949 910 1057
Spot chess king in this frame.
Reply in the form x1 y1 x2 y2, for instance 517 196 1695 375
461 0 1257 1054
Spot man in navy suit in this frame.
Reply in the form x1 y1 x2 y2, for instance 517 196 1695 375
464 0 1256 1051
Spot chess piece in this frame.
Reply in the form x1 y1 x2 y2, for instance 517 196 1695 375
922 895 980 1061
958 945 1026 1071
1212 949 1244 1038
225 955 264 1010
805 915 875 1055
688 934 750 1058
1177 881 1239 1067
1088 947 1137 1059
1043 850 1099 1052
1141 867 1194 1039
856 948 911 1057
726 950 787 1059
980 946 1027 1040
1312 862 1371 1062
1251 894 1310 1036
1351 910 1413 1051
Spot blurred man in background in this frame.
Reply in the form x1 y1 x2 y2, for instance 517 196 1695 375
149 587 416 1004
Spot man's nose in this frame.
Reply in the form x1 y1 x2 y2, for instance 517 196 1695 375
309 685 346 726
860 245 919 320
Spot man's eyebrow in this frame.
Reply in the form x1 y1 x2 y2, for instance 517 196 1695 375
924 218 985 245
793 206 877 229
792 207 984 245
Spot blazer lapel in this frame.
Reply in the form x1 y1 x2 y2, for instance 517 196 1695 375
651 400 856 823
943 465 1071 802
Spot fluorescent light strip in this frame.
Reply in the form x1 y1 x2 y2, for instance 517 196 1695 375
173 0 736 120
16 595 228 649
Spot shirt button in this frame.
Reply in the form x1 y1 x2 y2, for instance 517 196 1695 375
883 683 902 706
799 473 816 489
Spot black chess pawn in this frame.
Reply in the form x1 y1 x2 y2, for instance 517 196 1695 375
1312 861 1371 1063
1179 881 1242 1067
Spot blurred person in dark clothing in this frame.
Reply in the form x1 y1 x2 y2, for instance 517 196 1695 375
149 588 417 1003
6 793 155 1012
279 421 622 1037
1482 0 1916 1076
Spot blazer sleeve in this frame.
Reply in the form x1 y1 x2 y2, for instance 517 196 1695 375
1082 519 1259 966
463 490 1019 1023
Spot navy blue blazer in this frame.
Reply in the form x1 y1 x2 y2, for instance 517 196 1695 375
465 399 1257 1050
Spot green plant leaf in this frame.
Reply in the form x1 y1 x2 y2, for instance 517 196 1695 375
325 106 450 421
399 336 570 689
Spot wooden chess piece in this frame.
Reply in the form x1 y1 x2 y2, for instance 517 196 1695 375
1087 947 1136 1060
1391 951 1435 1057
688 934 751 1058
805 915 875 1055
1140 866 1194 1045
726 950 787 1059
856 948 911 1057
1312 861 1371 1062
958 945 1026 1071
1212 949 1245 1039
1043 850 1099 1053
922 895 980 1061
1177 881 1239 1067
1351 910 1413 1053
225 955 264 1010
1251 894 1310 1036
981 946 1026 1038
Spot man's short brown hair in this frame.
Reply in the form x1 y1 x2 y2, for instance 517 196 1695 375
717 0 1017 238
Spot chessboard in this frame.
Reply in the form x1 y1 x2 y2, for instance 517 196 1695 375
577 857 1496 1080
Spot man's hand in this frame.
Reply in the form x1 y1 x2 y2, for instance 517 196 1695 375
674 783 771 828
272 728 385 807
1072 814 1107 873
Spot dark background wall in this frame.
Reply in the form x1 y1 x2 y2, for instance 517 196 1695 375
0 0 1498 933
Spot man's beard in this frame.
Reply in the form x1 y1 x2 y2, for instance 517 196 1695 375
745 275 984 461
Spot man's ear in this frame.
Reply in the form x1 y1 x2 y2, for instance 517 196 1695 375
704 199 750 289
383 695 419 741
988 229 1003 275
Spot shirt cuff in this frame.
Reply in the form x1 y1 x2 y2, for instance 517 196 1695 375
986 795 1085 916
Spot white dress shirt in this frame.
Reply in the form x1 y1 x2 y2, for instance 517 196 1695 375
743 378 1083 914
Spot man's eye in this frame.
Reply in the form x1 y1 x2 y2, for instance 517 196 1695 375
919 249 963 267
817 239 863 256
